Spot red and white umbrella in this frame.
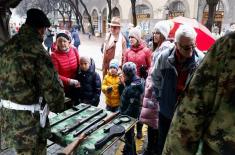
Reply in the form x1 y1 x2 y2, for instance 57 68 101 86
168 16 215 51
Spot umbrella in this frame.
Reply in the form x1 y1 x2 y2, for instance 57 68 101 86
168 16 215 51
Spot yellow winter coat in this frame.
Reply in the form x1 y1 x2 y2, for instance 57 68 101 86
102 73 120 107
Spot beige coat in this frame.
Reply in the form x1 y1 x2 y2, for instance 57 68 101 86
102 33 126 77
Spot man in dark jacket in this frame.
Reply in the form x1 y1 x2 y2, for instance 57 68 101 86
0 8 65 154
44 27 54 53
71 27 80 49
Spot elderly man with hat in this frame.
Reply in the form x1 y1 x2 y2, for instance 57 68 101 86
0 8 65 154
102 16 127 78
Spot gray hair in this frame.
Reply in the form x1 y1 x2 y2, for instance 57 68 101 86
175 24 197 42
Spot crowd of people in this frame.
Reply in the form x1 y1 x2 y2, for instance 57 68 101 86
1 8 235 155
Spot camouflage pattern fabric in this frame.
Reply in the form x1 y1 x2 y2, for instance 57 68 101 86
49 103 137 155
162 32 235 155
0 24 65 150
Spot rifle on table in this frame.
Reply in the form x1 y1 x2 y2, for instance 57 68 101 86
59 112 120 155
60 108 103 135
50 104 91 126
73 112 107 137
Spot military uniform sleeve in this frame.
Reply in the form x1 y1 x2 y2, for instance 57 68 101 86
37 51 65 113
162 41 221 155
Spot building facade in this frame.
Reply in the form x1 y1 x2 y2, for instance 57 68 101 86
79 0 234 36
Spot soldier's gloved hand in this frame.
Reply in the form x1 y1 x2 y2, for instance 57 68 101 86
106 86 113 93
69 79 80 88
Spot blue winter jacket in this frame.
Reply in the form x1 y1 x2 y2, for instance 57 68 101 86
151 47 204 119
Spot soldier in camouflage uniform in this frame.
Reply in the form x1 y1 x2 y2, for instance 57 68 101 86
0 9 65 155
162 32 235 155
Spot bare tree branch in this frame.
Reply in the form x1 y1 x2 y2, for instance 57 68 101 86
106 0 111 23
130 0 137 26
205 0 219 31
79 0 94 35
67 0 85 33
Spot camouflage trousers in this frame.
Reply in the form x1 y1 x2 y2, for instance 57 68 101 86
15 139 46 155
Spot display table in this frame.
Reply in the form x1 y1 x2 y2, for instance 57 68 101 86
49 103 137 155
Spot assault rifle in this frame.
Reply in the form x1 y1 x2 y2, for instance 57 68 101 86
59 112 120 155
60 108 103 135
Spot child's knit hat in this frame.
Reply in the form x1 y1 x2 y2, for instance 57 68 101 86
122 62 137 78
109 59 119 70
129 27 142 42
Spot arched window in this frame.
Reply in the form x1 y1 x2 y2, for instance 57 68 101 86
135 4 151 36
136 4 150 15
112 7 120 17
91 10 98 32
168 1 185 19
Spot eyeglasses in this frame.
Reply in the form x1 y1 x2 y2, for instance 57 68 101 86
178 43 196 51
129 36 135 39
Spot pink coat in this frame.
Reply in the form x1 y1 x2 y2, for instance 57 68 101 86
139 68 159 129
140 40 173 129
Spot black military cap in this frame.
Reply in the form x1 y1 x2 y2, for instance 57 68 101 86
25 8 51 28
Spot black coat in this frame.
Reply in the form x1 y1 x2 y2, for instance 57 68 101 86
76 58 101 106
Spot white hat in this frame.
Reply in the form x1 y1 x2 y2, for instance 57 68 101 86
153 20 171 39
108 17 121 27
129 27 142 42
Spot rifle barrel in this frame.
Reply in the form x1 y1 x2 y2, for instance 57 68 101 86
50 104 91 126
61 112 120 155
61 109 103 135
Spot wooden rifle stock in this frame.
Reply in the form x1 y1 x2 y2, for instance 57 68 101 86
60 112 120 155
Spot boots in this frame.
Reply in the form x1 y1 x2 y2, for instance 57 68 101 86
136 122 143 139
143 126 159 155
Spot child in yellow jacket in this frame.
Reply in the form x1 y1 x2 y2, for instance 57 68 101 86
102 59 121 112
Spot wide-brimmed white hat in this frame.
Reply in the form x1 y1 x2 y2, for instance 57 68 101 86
108 17 121 27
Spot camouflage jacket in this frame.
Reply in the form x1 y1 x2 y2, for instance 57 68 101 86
0 24 65 149
162 33 235 155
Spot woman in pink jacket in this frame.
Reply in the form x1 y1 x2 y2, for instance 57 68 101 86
139 20 174 155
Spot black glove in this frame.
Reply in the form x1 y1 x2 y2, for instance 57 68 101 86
107 86 113 93
140 65 148 79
